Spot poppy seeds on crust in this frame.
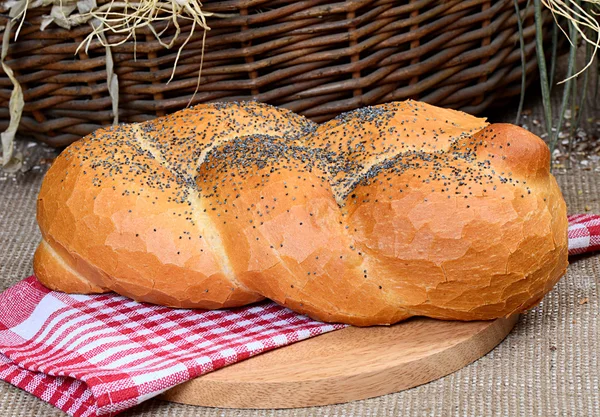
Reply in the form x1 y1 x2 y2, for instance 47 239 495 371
56 100 534 248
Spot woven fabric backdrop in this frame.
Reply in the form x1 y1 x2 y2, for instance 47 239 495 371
1 160 599 416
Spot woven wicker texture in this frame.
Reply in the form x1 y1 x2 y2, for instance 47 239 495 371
1 164 598 417
0 0 554 147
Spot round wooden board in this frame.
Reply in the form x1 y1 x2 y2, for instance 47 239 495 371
162 315 519 409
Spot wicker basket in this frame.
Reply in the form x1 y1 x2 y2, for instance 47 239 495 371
0 0 553 147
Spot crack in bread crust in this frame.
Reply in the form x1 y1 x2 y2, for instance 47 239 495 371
130 124 254 295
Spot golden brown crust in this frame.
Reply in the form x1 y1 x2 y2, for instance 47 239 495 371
35 102 315 309
34 100 568 326
33 239 107 294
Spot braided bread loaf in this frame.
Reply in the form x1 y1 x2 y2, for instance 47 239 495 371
34 101 568 326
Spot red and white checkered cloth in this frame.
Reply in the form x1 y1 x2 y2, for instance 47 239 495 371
0 214 598 417
567 214 600 255
0 277 344 416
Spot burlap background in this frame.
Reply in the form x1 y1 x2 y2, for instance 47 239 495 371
0 160 598 416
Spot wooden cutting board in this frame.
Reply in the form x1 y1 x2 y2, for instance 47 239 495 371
162 315 518 409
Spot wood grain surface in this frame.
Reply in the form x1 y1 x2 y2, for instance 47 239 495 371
162 315 519 409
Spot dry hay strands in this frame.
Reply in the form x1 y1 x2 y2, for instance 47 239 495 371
1 0 221 167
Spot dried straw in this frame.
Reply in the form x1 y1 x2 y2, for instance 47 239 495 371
1 0 25 169
541 0 600 81
1 0 217 167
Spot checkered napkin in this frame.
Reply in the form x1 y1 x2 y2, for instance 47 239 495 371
0 277 344 416
0 214 598 417
567 214 600 255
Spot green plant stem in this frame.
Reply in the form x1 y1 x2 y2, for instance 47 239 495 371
556 21 578 155
571 5 594 166
534 0 554 164
549 20 558 93
575 23 593 131
514 0 527 125
567 75 577 168
594 46 600 101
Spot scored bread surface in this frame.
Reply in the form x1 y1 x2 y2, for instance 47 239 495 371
34 100 568 326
